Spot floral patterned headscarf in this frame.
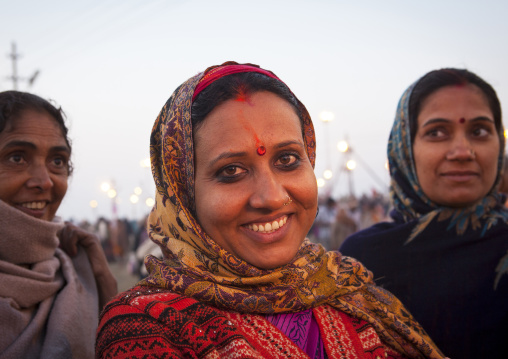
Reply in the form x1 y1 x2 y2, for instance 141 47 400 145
140 62 444 358
388 80 508 243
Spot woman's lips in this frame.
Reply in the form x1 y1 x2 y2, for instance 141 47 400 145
246 215 288 234
441 171 479 182
16 201 48 218
242 215 291 243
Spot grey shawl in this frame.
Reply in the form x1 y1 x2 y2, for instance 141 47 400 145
0 201 98 359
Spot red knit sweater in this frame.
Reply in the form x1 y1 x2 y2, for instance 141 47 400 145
96 286 406 358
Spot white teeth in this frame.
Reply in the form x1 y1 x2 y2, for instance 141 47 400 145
247 216 288 233
22 202 47 210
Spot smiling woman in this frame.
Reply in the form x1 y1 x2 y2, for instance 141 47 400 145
0 109 70 220
96 62 445 358
193 91 318 270
340 68 508 359
0 91 116 358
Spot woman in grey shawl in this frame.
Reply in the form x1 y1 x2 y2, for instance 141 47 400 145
0 91 117 359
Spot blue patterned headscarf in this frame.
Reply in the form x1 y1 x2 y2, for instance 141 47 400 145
388 81 508 244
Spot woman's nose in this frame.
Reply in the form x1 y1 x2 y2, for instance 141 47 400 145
446 136 475 161
26 163 53 191
248 171 287 210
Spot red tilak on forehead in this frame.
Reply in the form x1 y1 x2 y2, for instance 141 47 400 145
236 93 247 102
234 85 251 103
241 122 266 156
459 117 466 123
254 134 265 156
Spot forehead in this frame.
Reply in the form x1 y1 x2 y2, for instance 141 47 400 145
419 84 491 117
194 91 303 149
0 110 68 147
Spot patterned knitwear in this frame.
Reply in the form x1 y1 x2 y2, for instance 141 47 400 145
96 62 444 358
97 286 411 358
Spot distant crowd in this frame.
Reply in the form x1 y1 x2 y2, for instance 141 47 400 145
308 191 389 250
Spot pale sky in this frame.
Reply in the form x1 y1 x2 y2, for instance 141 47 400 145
2 0 508 221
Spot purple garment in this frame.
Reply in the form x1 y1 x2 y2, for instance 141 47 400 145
265 309 326 359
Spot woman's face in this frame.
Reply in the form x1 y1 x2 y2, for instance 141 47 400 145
0 110 70 221
194 91 318 269
413 84 500 207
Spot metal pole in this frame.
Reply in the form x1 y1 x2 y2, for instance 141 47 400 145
9 42 19 90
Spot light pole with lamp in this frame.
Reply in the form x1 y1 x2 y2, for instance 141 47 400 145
319 111 335 194
100 181 118 220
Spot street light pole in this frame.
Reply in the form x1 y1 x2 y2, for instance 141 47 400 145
319 111 335 193
8 42 20 90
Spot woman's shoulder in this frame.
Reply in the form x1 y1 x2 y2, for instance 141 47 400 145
96 286 247 358
97 285 221 332
340 220 407 252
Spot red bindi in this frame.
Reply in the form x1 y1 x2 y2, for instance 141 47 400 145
257 146 266 156
459 117 465 124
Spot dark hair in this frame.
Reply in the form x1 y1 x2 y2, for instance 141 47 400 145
408 68 503 146
0 90 73 174
191 72 303 134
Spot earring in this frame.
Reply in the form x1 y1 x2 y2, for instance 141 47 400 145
283 195 292 206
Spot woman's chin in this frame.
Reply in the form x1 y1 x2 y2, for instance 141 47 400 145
246 250 299 270
433 192 486 208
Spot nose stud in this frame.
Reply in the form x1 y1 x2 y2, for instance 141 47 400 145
470 149 476 158
283 195 292 206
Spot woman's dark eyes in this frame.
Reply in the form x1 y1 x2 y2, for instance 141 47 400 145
471 127 492 137
423 128 446 138
8 153 26 164
216 153 301 183
52 156 69 168
217 165 246 182
6 153 68 172
422 121 496 140
275 153 300 168
222 165 244 176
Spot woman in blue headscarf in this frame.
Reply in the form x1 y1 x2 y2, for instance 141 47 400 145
340 68 508 359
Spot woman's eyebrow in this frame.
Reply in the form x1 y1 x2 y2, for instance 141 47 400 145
209 151 247 166
470 116 495 124
422 115 495 128
50 145 71 153
420 118 451 127
208 141 304 166
3 140 37 150
2 140 70 154
274 140 304 149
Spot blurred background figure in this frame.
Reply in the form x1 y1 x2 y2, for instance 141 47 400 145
330 204 358 251
313 197 337 249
